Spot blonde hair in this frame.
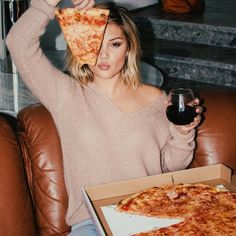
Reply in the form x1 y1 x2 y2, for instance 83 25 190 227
65 2 142 90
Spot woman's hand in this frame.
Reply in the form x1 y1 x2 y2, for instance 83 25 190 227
71 0 95 10
46 0 95 9
174 98 203 135
46 0 62 7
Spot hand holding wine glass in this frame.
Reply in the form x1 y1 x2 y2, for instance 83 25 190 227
166 88 202 133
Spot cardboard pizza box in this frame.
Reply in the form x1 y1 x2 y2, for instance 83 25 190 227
82 164 236 236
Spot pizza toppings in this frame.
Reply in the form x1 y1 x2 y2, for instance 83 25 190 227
55 7 110 66
116 183 236 235
166 191 179 200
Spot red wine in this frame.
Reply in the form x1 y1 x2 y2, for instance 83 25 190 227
166 105 197 125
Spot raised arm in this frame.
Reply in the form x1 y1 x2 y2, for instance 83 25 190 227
6 0 96 113
6 0 76 113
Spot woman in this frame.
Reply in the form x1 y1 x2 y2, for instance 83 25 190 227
6 0 202 235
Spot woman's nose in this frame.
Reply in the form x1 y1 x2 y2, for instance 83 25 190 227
99 45 108 59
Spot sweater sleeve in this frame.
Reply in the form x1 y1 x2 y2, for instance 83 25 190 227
6 0 75 113
160 109 196 173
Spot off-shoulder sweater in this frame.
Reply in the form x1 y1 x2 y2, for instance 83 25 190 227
6 0 196 226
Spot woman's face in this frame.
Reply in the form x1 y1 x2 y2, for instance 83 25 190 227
89 22 129 81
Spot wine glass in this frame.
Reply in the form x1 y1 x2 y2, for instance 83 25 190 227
166 88 197 125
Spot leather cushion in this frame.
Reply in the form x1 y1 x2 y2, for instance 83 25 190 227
17 104 70 236
0 114 36 236
191 89 236 173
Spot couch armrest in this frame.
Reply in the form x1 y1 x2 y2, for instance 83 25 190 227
17 104 70 236
0 113 37 236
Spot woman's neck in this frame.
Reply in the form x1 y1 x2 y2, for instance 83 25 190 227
93 77 126 99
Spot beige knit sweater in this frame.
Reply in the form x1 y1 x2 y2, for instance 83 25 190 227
6 0 196 226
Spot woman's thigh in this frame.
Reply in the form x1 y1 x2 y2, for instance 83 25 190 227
68 219 98 236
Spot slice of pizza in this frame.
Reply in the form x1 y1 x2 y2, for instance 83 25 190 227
55 7 110 66
116 183 220 219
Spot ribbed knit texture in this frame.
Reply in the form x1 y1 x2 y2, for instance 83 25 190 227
6 0 196 226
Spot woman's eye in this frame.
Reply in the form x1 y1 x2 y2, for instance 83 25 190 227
112 42 121 47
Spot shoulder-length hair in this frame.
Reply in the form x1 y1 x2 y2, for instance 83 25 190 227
65 2 142 90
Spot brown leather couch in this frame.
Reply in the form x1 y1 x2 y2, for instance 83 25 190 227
0 88 236 236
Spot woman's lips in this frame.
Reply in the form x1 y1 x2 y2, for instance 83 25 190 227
98 63 110 70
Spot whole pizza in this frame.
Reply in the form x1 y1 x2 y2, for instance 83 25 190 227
116 183 236 235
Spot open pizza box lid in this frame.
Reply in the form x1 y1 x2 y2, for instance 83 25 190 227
82 164 236 236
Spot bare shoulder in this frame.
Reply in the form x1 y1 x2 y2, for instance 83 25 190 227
138 83 163 103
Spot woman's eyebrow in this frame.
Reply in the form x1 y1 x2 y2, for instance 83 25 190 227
109 37 124 41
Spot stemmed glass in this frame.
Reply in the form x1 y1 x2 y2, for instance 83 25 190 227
166 88 197 125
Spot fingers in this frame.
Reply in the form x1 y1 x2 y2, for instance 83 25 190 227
193 98 200 105
174 114 202 134
189 98 200 108
186 115 201 128
191 98 203 114
195 105 203 114
72 0 95 10
192 114 201 127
